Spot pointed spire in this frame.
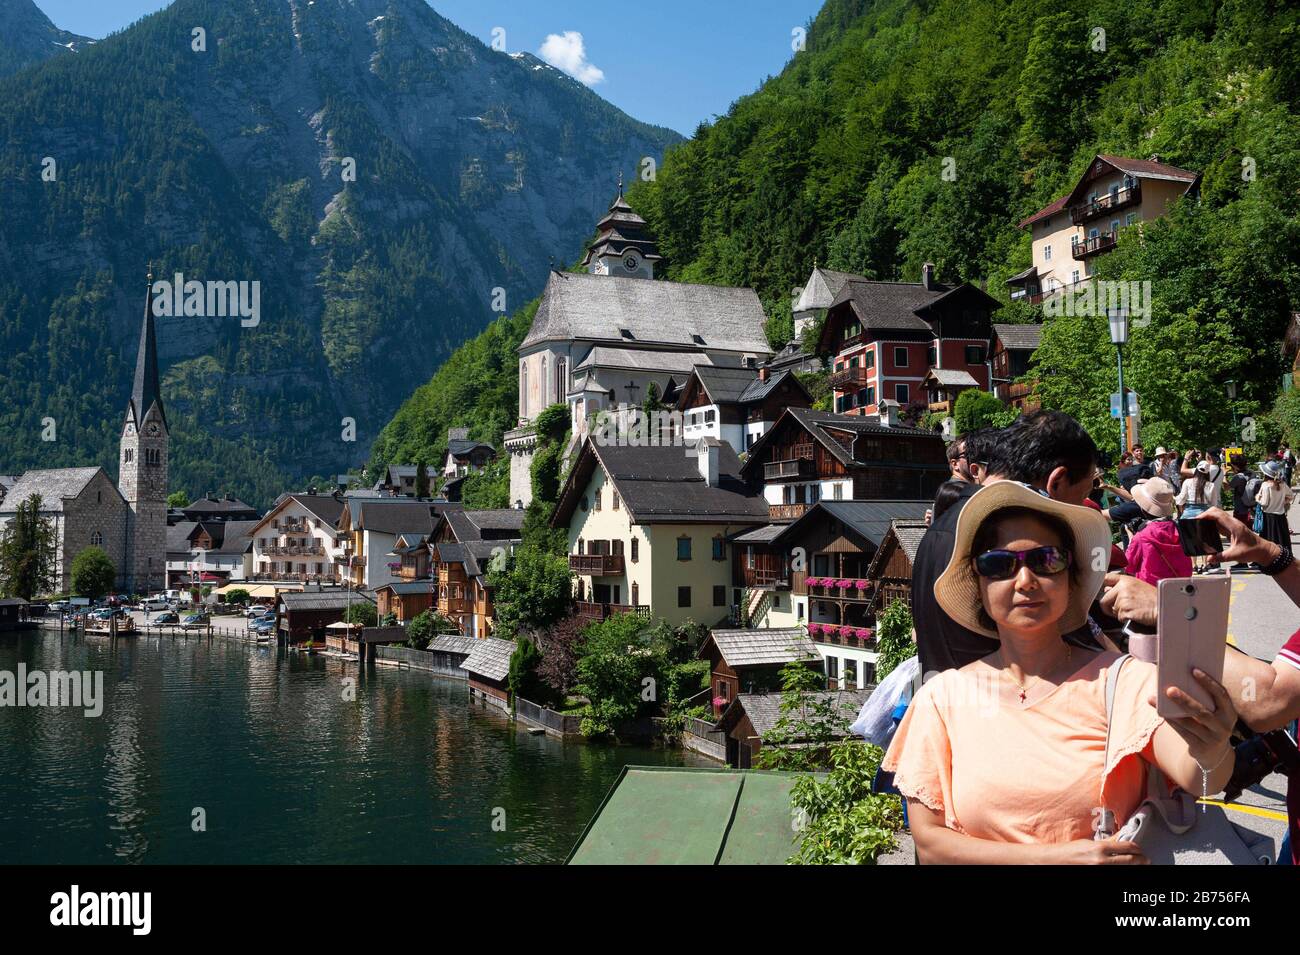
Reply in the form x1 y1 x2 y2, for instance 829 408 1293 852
130 266 166 431
617 170 624 198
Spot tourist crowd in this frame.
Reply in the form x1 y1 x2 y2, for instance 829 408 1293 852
873 410 1300 865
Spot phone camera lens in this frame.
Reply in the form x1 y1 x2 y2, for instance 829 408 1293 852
1183 584 1195 595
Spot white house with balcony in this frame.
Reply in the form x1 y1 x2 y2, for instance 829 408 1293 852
247 493 347 583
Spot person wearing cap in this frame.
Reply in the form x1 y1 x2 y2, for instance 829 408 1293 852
1176 459 1217 519
882 482 1238 863
1122 478 1191 587
1258 460 1295 556
1153 447 1182 490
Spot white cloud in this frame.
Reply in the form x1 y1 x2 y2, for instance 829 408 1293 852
538 31 605 86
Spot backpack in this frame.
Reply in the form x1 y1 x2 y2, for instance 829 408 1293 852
1241 475 1262 509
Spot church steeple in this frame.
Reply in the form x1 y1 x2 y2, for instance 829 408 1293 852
129 265 166 431
580 175 662 279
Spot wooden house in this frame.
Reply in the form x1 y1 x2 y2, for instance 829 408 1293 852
697 628 820 719
989 323 1043 410
461 636 517 710
278 590 375 645
866 519 929 614
713 689 872 768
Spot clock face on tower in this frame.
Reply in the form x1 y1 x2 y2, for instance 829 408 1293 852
623 254 638 272
147 423 159 436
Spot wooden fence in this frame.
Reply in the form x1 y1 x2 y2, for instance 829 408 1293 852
514 697 583 738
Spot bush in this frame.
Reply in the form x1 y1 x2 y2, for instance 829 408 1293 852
953 389 1005 435
224 588 250 605
69 547 116 600
874 599 916 682
788 741 903 865
343 602 377 627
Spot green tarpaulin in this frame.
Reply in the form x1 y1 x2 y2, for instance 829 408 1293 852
567 766 802 865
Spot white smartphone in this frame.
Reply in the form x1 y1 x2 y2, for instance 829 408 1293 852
1155 577 1230 720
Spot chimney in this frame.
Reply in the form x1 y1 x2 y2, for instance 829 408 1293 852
877 399 900 428
696 439 719 487
921 262 937 291
448 426 469 441
758 366 769 383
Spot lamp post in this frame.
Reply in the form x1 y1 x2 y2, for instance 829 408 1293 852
1108 307 1130 460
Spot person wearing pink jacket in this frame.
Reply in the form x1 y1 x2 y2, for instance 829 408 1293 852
1122 477 1192 585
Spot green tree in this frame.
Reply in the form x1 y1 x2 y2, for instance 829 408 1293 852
414 457 430 499
406 608 453 650
343 601 378 627
874 599 916 682
224 587 251 606
0 494 56 600
461 456 510 509
488 545 573 638
70 546 116 600
167 490 191 508
508 637 557 707
754 661 851 772
789 741 903 865
953 388 1007 436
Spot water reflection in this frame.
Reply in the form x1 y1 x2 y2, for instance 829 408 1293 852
0 631 707 864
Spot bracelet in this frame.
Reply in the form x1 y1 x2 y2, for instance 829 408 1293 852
1260 548 1294 577
1193 744 1234 775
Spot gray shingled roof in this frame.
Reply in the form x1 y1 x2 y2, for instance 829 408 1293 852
447 439 495 458
733 689 872 738
429 633 479 656
890 520 929 562
691 365 759 404
521 271 770 354
924 368 980 388
461 637 517 682
993 323 1044 351
793 267 866 313
743 407 940 475
575 347 715 374
774 501 933 549
736 369 807 404
706 628 819 668
280 591 375 611
441 507 526 544
346 500 440 535
377 581 434 595
556 439 767 526
730 524 786 544
829 280 947 332
0 467 108 513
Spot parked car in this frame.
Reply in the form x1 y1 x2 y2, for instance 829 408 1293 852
153 611 180 625
250 617 276 636
180 612 210 630
48 600 72 614
141 596 170 612
243 604 272 618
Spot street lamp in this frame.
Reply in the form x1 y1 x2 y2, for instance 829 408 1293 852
1108 307 1130 460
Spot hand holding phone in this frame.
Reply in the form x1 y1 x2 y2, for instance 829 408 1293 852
1155 577 1229 719
1176 517 1223 557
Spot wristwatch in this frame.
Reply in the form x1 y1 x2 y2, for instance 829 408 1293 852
1260 547 1294 577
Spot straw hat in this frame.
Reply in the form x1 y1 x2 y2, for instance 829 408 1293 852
1263 460 1285 480
935 481 1113 640
1130 477 1175 518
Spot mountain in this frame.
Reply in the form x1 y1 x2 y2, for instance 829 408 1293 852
0 0 679 506
0 0 93 77
374 0 1300 470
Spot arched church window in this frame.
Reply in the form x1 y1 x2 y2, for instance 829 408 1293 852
90 531 103 546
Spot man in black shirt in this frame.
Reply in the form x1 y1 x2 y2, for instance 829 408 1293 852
912 410 1100 676
1117 443 1154 490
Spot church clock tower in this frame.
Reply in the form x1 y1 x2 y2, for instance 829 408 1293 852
119 269 168 594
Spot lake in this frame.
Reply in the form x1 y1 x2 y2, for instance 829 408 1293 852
0 629 706 864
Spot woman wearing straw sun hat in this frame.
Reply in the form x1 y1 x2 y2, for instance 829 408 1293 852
881 481 1237 863
1123 478 1192 587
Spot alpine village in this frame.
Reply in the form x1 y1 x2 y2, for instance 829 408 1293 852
2 0 1298 867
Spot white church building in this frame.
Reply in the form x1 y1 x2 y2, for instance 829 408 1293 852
504 185 772 506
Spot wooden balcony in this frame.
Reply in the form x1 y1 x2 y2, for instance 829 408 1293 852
928 398 952 414
575 601 651 623
768 502 809 521
1072 232 1117 259
829 365 872 390
1070 182 1141 225
569 554 625 576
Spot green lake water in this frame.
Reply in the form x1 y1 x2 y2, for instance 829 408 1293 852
0 629 706 864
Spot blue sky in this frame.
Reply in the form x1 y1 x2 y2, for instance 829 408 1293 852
40 0 826 134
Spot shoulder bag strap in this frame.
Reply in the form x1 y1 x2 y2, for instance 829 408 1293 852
1096 653 1131 838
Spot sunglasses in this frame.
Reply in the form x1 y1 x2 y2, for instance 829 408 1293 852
973 546 1072 580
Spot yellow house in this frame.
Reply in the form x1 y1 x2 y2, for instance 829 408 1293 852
551 437 768 627
1009 154 1199 303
